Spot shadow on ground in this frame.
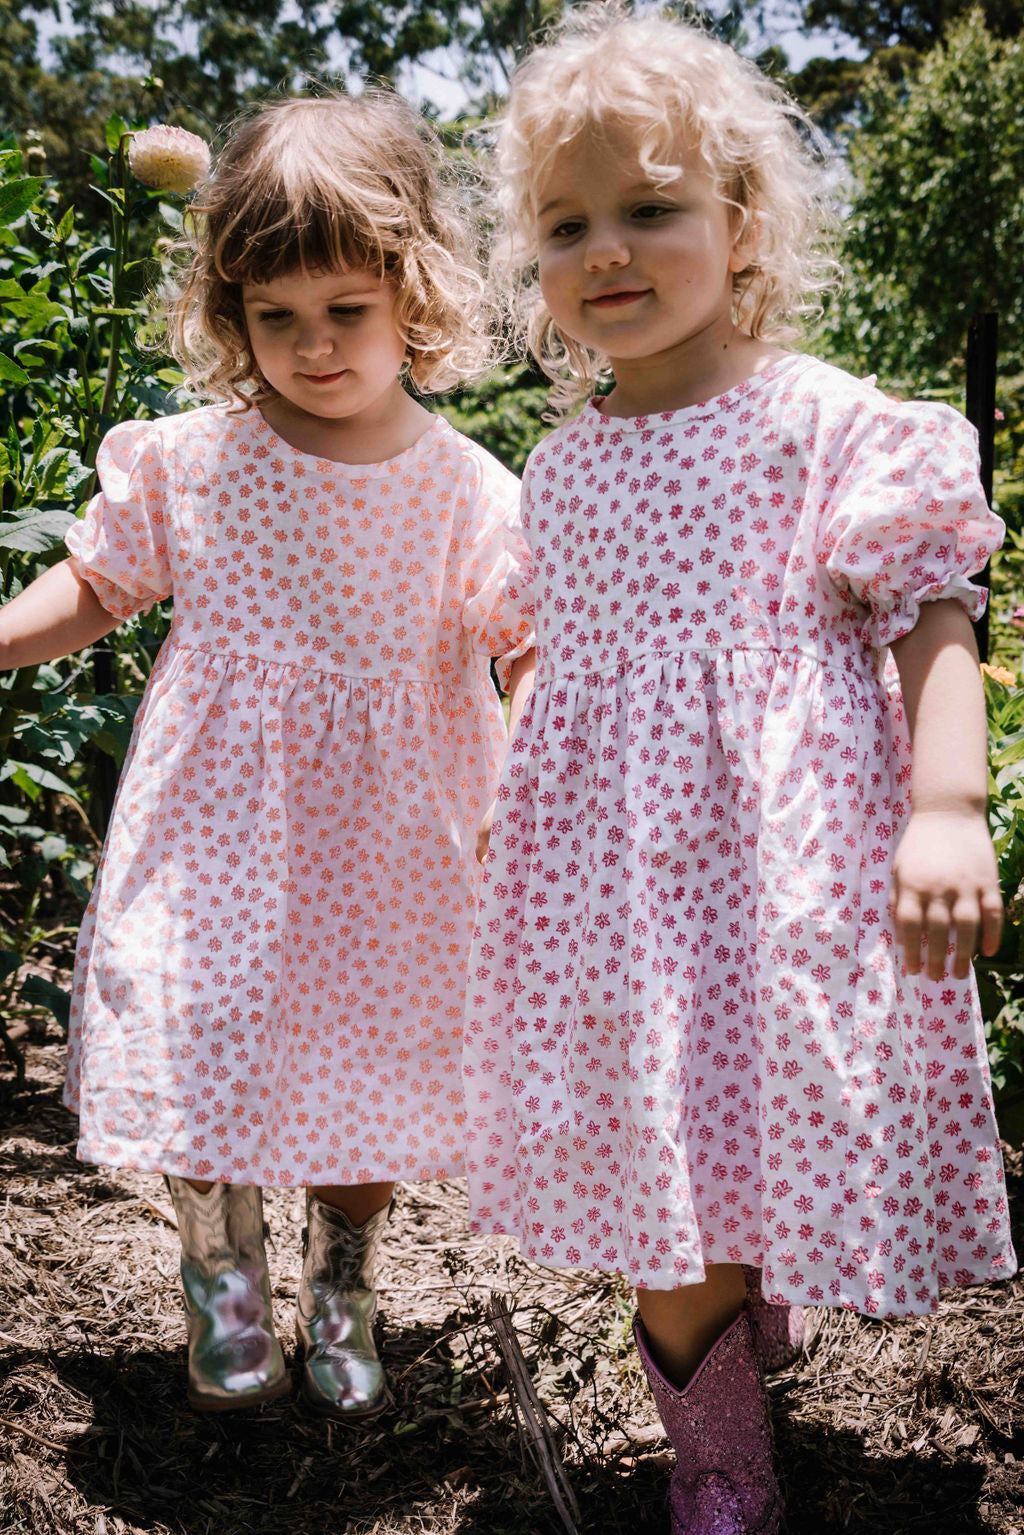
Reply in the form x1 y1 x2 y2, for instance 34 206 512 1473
2 1041 1022 1535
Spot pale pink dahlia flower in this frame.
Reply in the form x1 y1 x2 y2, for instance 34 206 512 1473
128 125 210 195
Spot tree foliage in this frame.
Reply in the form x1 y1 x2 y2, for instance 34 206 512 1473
787 0 1024 129
818 11 1024 390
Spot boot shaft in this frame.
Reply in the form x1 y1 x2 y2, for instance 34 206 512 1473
164 1176 288 1411
296 1192 391 1418
634 1308 782 1535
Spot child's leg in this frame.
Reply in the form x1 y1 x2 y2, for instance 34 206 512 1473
636 1262 746 1385
295 1181 395 1417
313 1181 395 1220
633 1265 782 1535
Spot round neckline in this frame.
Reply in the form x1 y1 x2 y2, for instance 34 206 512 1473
250 405 443 476
583 352 811 434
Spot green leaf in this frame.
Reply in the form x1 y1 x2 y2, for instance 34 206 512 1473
128 382 175 415
105 115 128 154
24 693 141 767
26 446 72 499
0 759 78 796
0 507 77 553
0 353 30 385
3 292 67 326
0 950 22 982
77 245 116 274
0 177 46 228
54 205 75 242
19 975 71 1030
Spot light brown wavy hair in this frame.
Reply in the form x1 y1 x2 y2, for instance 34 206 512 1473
164 92 493 403
490 4 838 414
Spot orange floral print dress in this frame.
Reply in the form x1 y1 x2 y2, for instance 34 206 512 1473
62 405 534 1187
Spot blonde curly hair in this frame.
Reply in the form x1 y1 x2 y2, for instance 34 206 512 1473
490 4 837 413
164 92 493 404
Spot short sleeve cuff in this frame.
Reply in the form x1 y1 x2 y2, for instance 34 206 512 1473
868 572 990 649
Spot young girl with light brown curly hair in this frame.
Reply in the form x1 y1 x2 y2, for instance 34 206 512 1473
463 7 1015 1529
0 92 535 1416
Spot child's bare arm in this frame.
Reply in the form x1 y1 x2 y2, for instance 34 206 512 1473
0 558 119 671
888 598 1002 981
506 646 536 737
476 647 537 865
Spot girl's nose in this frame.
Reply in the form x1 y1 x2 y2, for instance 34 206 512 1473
583 223 630 271
294 321 333 359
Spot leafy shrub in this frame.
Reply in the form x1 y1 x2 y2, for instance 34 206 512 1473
977 663 1024 1105
0 120 181 1082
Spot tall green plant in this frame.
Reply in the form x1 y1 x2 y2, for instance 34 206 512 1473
0 118 190 1084
976 663 1024 1113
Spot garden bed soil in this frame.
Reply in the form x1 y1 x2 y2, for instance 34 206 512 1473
1 1037 1022 1535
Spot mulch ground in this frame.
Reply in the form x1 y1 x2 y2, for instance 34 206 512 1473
1 1035 1022 1535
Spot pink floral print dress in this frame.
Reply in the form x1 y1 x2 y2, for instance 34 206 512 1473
63 405 533 1187
463 353 1017 1317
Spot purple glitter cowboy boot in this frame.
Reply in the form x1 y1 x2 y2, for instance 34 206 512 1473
634 1308 782 1535
743 1266 805 1373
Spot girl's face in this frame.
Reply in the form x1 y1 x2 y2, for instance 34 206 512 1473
535 129 752 404
242 266 408 427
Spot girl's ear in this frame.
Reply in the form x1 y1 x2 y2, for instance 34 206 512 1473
728 210 760 275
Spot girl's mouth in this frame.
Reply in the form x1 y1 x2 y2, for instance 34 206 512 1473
302 370 347 384
586 290 649 309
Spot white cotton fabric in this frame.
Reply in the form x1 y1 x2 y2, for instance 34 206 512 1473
463 353 1016 1317
64 405 533 1186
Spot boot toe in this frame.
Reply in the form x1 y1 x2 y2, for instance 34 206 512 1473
301 1343 388 1417
188 1335 290 1409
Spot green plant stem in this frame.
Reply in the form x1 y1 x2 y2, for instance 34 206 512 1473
98 139 129 425
56 236 100 459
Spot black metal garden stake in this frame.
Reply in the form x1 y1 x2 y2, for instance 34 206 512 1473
965 312 998 663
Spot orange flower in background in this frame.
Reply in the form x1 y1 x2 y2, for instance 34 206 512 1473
128 125 210 195
981 662 1018 687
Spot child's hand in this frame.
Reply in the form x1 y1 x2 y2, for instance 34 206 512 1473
890 809 1003 981
476 802 496 865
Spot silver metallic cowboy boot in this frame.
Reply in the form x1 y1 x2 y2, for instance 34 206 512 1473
296 1192 391 1418
166 1177 290 1411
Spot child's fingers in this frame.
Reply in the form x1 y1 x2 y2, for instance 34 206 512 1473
924 896 956 982
897 888 1001 980
979 889 1004 957
950 896 982 980
891 885 924 974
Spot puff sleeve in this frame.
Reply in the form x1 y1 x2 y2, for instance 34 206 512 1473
460 450 535 690
65 419 174 620
818 397 1003 649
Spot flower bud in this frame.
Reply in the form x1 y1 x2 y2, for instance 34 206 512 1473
128 125 210 195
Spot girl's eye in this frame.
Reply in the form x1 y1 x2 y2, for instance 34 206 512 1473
633 204 673 221
329 306 366 319
256 309 291 323
549 219 584 240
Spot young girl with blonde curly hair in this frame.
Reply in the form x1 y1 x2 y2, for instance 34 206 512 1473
0 92 534 1416
464 9 1015 1528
